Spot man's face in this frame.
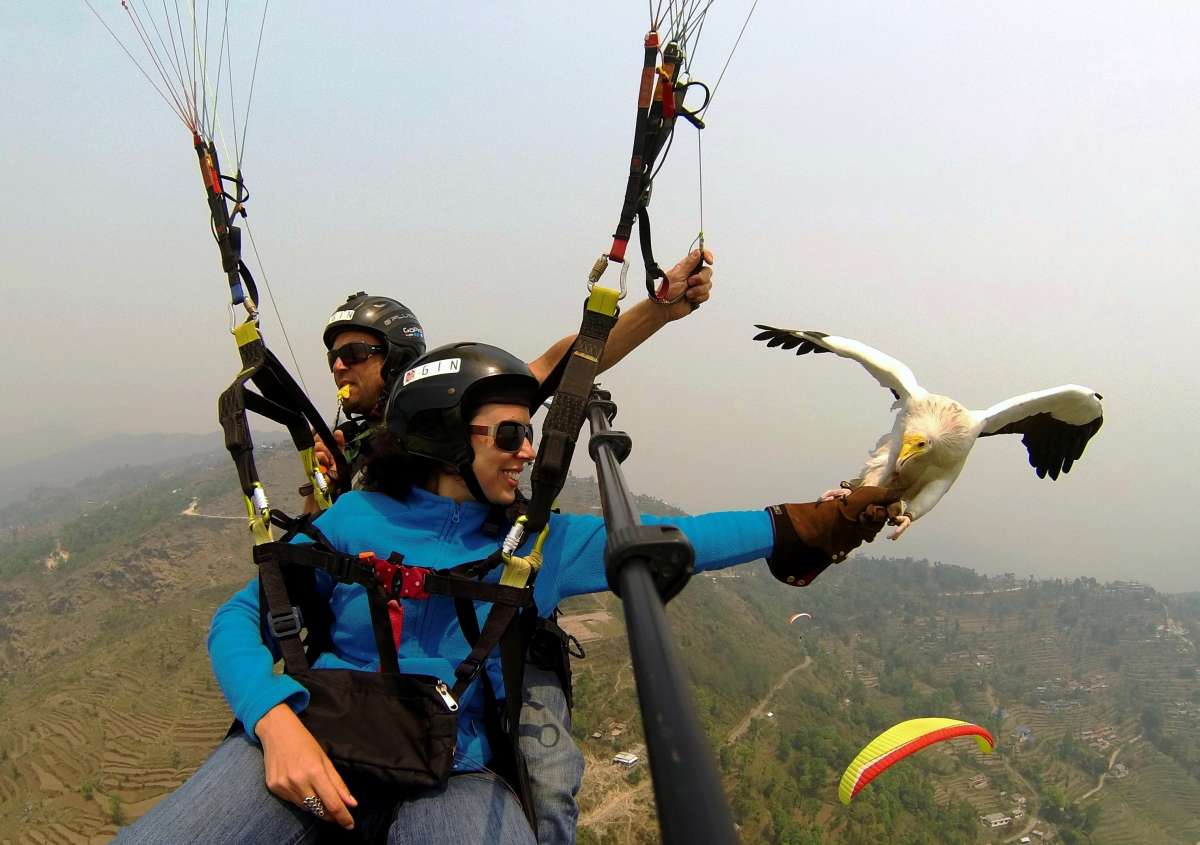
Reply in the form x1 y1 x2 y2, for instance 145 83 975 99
329 329 387 415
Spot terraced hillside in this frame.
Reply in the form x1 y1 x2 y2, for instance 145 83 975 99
3 448 1199 844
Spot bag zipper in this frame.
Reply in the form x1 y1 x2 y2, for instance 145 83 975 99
435 680 460 712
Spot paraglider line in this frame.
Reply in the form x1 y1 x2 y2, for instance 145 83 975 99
237 0 269 168
244 219 310 396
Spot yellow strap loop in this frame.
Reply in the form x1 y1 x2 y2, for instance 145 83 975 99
243 482 272 544
299 447 334 511
500 516 551 588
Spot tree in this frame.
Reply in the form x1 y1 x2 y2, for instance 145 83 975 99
109 795 126 826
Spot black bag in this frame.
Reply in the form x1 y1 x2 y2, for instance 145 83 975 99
253 530 539 823
294 668 458 789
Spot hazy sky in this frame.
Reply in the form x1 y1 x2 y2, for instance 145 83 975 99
3 3 1197 589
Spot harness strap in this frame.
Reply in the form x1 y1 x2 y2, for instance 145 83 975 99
525 290 620 534
364 585 400 675
257 554 310 673
219 320 350 544
451 603 524 700
500 610 536 810
253 542 531 608
452 597 538 830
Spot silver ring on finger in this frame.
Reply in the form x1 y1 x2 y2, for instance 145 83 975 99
302 795 327 818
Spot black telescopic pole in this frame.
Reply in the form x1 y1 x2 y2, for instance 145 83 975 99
585 389 740 845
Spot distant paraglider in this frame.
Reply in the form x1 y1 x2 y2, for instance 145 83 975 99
787 612 812 625
839 718 994 804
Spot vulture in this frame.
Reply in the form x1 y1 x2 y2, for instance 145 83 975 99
753 325 1104 539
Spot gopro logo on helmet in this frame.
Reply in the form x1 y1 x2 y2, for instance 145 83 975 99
327 309 356 324
403 358 461 385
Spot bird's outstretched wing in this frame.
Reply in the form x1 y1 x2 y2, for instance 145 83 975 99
975 385 1103 480
752 325 926 402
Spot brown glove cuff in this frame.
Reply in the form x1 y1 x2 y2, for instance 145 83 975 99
764 505 833 587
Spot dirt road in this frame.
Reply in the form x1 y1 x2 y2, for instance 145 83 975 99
726 656 813 745
581 655 814 833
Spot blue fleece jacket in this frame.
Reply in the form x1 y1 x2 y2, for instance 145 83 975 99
207 487 774 771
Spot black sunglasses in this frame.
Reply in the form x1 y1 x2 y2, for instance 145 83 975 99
327 342 387 370
468 421 535 452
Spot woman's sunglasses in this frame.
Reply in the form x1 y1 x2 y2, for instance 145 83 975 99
468 421 535 452
327 342 387 370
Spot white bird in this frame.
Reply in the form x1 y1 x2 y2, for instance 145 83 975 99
753 325 1104 539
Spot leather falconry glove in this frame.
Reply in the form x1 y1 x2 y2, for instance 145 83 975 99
765 486 895 587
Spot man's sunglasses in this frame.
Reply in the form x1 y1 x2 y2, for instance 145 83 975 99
468 421 535 452
327 342 387 370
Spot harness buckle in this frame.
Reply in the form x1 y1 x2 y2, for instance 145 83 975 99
268 606 304 639
398 566 430 600
360 551 399 595
455 656 483 684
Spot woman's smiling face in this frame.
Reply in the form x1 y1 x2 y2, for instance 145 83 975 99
467 402 535 505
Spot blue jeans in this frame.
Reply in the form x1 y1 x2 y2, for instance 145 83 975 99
519 665 584 845
114 732 536 845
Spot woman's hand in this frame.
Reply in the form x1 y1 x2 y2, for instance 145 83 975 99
255 704 358 830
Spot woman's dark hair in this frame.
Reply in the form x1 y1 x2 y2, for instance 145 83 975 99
359 429 441 499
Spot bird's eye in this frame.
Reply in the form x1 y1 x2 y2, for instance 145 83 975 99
918 441 926 448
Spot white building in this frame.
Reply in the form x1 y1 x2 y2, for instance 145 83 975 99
980 812 1012 828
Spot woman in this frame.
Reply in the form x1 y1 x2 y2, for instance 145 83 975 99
118 342 892 844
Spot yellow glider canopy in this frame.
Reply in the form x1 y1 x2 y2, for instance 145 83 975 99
839 718 994 805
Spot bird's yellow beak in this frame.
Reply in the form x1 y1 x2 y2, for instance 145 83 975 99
898 433 927 465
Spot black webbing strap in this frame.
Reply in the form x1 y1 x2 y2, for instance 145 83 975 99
364 586 400 675
451 602 525 700
637 205 665 292
453 597 538 829
531 352 569 410
257 553 310 673
526 300 619 533
219 318 350 542
255 540 400 676
492 609 538 831
252 542 530 608
423 573 530 606
254 542 369 586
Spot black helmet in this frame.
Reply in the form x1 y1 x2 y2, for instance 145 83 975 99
323 292 426 381
385 342 538 502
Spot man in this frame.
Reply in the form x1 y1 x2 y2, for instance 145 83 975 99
311 249 713 844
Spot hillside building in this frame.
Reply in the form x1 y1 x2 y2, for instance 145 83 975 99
980 812 1012 828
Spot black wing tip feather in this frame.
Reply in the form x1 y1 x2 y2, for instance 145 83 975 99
1015 413 1103 481
751 324 832 356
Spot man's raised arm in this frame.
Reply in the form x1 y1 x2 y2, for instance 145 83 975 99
527 248 713 384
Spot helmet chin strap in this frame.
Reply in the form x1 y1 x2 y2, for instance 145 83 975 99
442 457 492 505
461 466 491 505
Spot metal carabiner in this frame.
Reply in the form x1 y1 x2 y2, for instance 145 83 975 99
587 254 629 301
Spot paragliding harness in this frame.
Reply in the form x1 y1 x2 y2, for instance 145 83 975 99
246 510 542 826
